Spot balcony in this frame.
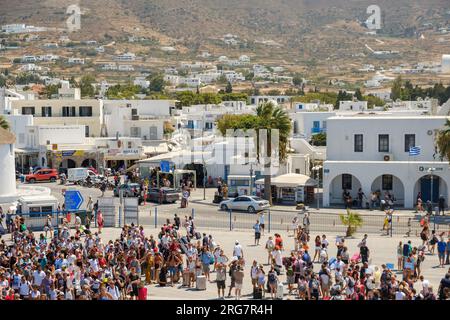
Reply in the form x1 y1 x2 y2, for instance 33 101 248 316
311 127 326 134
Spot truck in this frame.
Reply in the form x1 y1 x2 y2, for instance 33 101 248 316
67 167 98 183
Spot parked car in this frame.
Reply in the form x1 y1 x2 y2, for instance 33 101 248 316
143 187 180 204
25 169 59 183
113 183 142 197
219 196 270 213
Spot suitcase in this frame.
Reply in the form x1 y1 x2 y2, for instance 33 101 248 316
183 271 191 287
276 282 284 299
196 275 206 290
253 287 263 299
138 287 147 300
195 232 201 240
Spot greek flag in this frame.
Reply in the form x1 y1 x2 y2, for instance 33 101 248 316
409 146 421 156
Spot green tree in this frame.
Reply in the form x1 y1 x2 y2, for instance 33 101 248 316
0 115 9 130
216 101 291 205
148 74 166 92
354 88 363 101
391 76 403 101
311 132 326 146
43 84 60 98
292 73 303 87
79 74 96 97
225 81 233 93
339 209 363 237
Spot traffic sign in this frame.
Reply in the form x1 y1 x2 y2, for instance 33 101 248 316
65 190 84 210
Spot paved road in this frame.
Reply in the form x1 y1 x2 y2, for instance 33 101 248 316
32 182 450 236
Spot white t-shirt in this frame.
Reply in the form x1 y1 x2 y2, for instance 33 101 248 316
321 239 329 248
107 286 120 300
33 270 46 286
19 281 30 296
272 250 282 267
31 290 41 299
395 291 406 300
233 245 243 257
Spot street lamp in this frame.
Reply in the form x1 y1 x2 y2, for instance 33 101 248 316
249 163 254 196
312 165 323 210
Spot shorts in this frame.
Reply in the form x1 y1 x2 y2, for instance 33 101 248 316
255 232 261 240
438 252 445 259
260 224 265 229
217 280 226 290
287 275 295 285
252 278 257 285
202 264 210 273
168 266 177 276
235 283 242 290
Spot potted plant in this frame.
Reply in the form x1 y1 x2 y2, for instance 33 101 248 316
339 208 363 237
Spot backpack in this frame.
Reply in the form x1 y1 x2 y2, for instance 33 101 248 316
402 244 410 256
268 272 276 283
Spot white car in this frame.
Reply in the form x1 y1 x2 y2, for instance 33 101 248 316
219 196 270 213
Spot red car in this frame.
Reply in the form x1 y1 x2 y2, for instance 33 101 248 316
26 169 59 183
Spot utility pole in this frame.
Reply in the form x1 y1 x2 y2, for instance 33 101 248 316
249 163 254 196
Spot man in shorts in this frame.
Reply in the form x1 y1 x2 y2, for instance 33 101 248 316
253 220 261 246
258 212 265 236
216 263 226 299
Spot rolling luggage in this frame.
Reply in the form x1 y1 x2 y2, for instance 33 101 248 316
196 275 206 290
183 271 191 287
138 287 147 300
253 287 263 299
276 282 284 299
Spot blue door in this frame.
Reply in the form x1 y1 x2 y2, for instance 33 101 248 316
420 176 439 203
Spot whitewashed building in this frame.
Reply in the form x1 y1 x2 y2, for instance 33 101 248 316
323 115 450 208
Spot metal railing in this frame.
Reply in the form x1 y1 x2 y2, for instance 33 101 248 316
12 210 92 231
147 208 450 236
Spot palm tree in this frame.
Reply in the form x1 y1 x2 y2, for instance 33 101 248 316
254 102 291 205
436 119 450 161
339 209 363 237
216 101 291 205
0 115 9 130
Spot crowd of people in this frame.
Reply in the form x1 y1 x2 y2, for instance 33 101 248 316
0 207 449 301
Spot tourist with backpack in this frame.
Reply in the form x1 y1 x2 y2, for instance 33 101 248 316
267 266 278 299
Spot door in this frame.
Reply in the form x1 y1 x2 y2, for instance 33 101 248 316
420 176 439 203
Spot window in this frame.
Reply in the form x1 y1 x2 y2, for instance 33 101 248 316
127 141 132 149
295 169 300 174
378 134 389 152
85 125 90 137
41 106 52 117
342 174 352 190
293 121 298 134
313 121 320 129
354 134 363 152
404 134 415 152
62 106 76 117
79 106 92 117
382 175 393 190
130 127 141 137
22 107 35 115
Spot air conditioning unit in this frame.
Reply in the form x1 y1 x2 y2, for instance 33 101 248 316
383 154 394 161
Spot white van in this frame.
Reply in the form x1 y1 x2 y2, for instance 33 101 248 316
68 167 97 183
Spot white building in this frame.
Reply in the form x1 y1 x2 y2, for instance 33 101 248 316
290 111 336 140
323 116 450 208
115 52 136 61
250 95 290 105
133 77 150 89
442 55 450 74
118 65 134 71
67 57 85 65
103 100 174 141
339 100 368 112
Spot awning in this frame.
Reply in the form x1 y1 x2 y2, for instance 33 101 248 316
14 148 39 154
255 173 318 188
